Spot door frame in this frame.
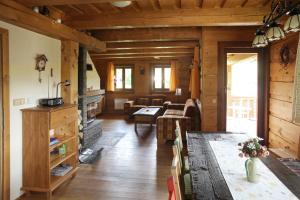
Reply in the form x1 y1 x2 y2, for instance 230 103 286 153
0 27 10 200
217 41 269 143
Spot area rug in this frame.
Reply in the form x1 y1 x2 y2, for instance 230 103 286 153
80 131 127 164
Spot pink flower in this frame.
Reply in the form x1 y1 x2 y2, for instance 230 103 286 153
238 153 244 158
258 152 262 157
252 150 257 157
245 154 249 157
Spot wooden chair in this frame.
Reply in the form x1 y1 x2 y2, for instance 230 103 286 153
171 145 192 200
167 176 176 200
171 151 182 200
175 120 190 172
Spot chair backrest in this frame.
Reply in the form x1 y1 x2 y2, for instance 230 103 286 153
173 143 182 170
175 120 183 151
171 152 182 200
167 176 176 200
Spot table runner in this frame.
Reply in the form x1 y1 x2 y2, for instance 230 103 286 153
209 140 298 200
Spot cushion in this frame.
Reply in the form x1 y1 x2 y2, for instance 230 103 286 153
152 98 164 106
184 156 190 172
164 109 184 116
184 173 192 197
183 99 196 118
136 98 150 106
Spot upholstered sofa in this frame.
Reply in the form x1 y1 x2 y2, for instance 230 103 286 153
124 95 167 118
156 99 201 144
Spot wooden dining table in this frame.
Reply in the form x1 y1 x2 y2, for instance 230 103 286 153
186 131 300 200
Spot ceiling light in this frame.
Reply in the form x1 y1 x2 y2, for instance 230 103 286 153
266 22 285 42
252 0 300 48
252 30 268 48
111 1 132 8
284 8 300 33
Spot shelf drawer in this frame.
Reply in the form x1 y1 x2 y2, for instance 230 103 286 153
50 106 77 128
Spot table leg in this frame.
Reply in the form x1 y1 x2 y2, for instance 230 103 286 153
135 122 138 135
47 191 52 200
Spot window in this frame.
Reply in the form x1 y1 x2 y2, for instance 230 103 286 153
152 65 171 90
115 65 133 91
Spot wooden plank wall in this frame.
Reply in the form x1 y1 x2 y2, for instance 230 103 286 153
94 58 192 113
201 27 256 131
269 33 300 159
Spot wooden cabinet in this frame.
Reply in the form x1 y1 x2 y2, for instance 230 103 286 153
21 104 79 199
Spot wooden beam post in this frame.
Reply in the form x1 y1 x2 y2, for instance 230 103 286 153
61 40 79 104
78 46 87 128
0 27 10 200
65 7 267 29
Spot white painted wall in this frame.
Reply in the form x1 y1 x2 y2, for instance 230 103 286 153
0 20 61 200
86 52 100 90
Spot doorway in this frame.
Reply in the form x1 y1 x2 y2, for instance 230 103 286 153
218 42 269 141
226 53 258 137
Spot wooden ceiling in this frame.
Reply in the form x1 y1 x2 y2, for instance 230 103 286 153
15 0 272 60
17 0 271 29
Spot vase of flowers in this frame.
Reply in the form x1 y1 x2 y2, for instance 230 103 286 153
238 137 269 183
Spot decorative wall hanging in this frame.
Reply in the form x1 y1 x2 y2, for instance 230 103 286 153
35 54 48 83
139 66 145 75
280 44 290 69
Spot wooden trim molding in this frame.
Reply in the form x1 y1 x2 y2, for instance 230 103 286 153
0 27 10 200
217 41 269 142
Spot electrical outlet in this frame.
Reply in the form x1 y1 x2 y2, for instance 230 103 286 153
13 98 26 106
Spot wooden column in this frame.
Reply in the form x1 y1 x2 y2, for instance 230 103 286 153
61 40 79 104
78 46 87 128
0 27 9 200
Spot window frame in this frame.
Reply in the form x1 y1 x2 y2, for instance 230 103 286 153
151 64 171 92
114 65 134 92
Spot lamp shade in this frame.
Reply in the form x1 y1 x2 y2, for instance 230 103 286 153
266 22 285 42
252 30 268 48
284 10 300 33
111 1 132 7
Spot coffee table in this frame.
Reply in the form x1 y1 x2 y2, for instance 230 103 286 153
133 107 160 134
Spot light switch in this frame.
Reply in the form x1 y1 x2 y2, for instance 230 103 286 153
13 98 26 106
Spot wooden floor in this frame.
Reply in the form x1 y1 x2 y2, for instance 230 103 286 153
20 114 173 200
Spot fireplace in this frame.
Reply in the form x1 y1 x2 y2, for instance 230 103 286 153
87 102 97 123
78 92 104 149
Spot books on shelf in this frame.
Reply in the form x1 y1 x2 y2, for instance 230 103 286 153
50 137 59 146
51 164 73 176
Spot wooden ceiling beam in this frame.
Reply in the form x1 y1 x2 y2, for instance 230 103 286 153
0 0 106 51
106 41 199 50
92 54 193 60
222 0 243 8
92 27 201 42
16 0 135 6
90 48 194 56
65 7 267 29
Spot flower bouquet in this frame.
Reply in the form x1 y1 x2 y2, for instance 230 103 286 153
238 137 269 183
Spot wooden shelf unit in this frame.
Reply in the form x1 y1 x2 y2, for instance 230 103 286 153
21 104 79 199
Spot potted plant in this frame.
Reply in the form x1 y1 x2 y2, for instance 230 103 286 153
238 137 269 183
